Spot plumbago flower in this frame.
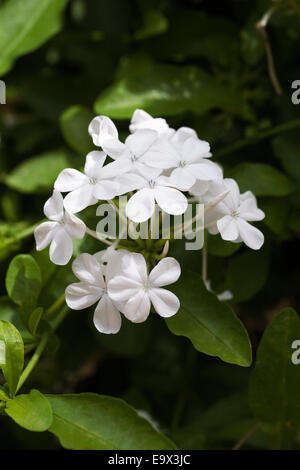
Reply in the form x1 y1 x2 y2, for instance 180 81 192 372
200 179 265 250
65 249 181 333
54 151 129 213
34 108 266 336
107 253 181 323
34 190 86 265
124 166 188 223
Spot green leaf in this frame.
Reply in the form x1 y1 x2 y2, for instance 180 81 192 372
259 197 291 238
47 393 177 450
134 9 168 40
5 389 53 432
207 233 241 257
0 320 24 396
0 0 68 75
28 307 44 336
249 308 300 449
227 163 294 197
60 105 95 155
5 149 77 194
94 56 253 120
272 134 300 185
166 270 252 367
6 254 42 325
225 246 270 303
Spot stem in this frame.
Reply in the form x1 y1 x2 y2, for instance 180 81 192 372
232 422 261 450
2 221 41 248
202 235 207 284
16 305 69 393
85 227 113 246
215 118 300 158
256 8 282 95
46 293 65 317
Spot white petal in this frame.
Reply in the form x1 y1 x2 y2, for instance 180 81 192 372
183 137 210 163
93 180 120 200
34 222 57 251
217 215 239 241
63 184 95 213
117 172 146 194
223 178 240 212
44 190 64 221
154 186 188 215
49 228 73 265
122 290 151 323
88 116 119 146
65 282 103 310
122 252 148 283
189 160 223 181
189 180 210 197
64 213 86 239
170 127 198 149
126 188 155 223
141 138 179 169
148 288 180 318
169 167 196 190
54 169 88 192
149 257 181 287
239 196 265 221
102 138 127 160
130 109 170 135
125 129 157 157
99 158 132 179
107 275 141 302
72 253 105 286
84 151 106 177
93 294 122 334
236 218 264 250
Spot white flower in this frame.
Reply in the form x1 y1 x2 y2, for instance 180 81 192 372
205 280 233 302
54 151 129 213
203 179 265 250
107 253 181 323
88 115 119 147
124 167 188 223
129 109 174 137
34 190 86 265
142 127 221 190
65 250 126 334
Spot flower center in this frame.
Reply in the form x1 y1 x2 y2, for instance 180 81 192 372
148 179 156 188
131 154 138 162
179 160 186 167
231 210 240 218
142 279 151 291
89 176 98 185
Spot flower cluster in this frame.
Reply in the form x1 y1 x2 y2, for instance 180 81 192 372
34 109 265 334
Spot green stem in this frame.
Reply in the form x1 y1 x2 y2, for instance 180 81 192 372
46 293 66 317
3 221 42 248
16 305 69 393
214 118 300 158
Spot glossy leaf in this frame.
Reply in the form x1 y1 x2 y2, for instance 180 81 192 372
94 56 253 120
166 270 252 367
5 389 53 432
0 0 68 75
47 393 177 450
6 254 42 324
60 105 95 155
0 320 24 396
227 163 294 197
5 150 77 194
249 308 300 449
